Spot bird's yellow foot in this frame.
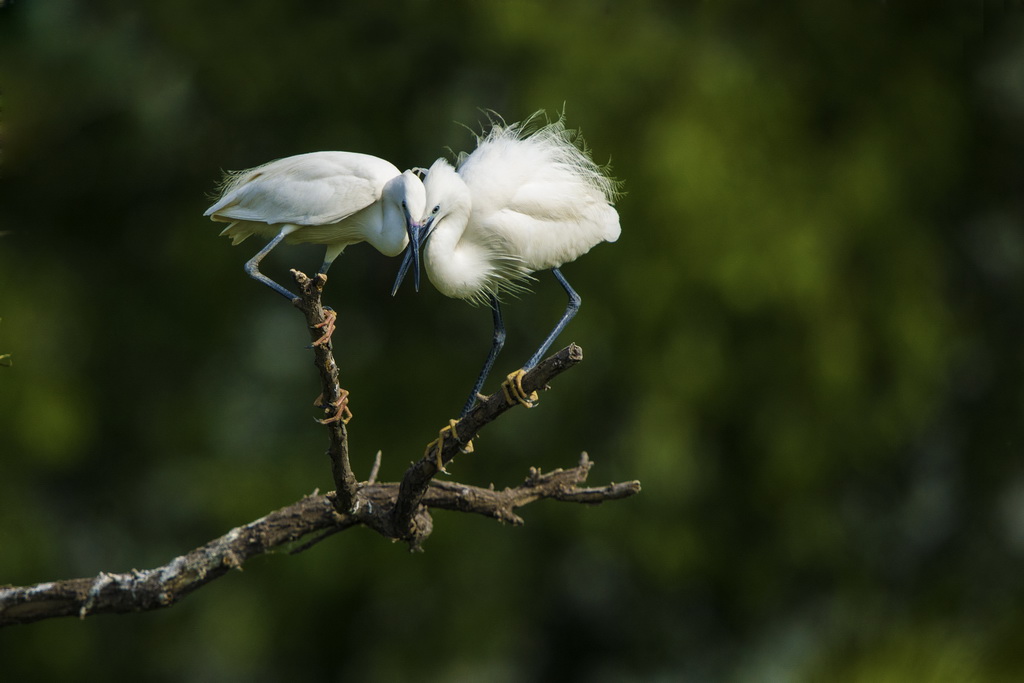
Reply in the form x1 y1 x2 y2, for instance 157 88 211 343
424 418 474 473
316 388 352 424
501 369 538 408
311 309 337 347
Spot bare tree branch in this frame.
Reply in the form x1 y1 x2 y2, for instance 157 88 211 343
0 269 640 628
391 344 585 541
420 452 639 524
289 269 357 512
0 454 639 627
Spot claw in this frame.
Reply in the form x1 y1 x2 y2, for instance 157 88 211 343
501 369 538 408
317 388 352 424
311 309 337 347
424 418 474 473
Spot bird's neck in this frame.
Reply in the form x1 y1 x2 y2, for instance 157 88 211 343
371 200 409 257
424 212 496 301
424 215 465 262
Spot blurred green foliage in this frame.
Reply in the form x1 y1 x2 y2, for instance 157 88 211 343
2 1 1024 680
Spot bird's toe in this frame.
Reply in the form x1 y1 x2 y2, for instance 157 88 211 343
424 418 474 473
311 309 338 347
317 388 352 424
501 370 538 408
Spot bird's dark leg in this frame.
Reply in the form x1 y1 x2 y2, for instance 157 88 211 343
423 301 505 468
524 268 580 369
503 268 580 408
423 300 503 469
459 295 506 418
244 227 300 300
317 254 338 276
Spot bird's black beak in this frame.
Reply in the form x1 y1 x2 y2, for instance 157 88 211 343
391 216 426 296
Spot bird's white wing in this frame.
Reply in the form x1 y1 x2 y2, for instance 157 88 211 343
456 118 621 270
206 152 400 226
488 184 619 270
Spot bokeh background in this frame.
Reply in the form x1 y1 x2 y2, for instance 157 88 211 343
2 1 1024 680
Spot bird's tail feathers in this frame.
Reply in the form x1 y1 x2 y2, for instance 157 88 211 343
212 162 273 198
218 222 255 246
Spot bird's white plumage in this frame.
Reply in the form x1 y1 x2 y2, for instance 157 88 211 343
206 151 424 259
420 115 621 304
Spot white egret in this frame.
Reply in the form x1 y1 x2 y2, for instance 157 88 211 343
393 114 621 422
206 151 427 303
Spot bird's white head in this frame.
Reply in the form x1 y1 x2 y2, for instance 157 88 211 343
391 158 470 296
376 170 427 258
420 158 471 228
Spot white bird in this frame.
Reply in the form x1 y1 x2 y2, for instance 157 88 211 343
393 114 621 419
206 151 427 302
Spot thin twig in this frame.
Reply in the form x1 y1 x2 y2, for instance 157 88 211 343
367 450 383 485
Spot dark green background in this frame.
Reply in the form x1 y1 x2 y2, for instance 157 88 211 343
3 1 1023 680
